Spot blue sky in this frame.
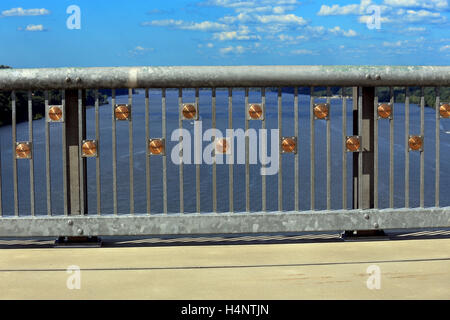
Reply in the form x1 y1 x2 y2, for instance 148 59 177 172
0 0 449 68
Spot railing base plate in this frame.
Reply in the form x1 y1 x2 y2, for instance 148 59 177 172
54 236 102 248
340 230 389 241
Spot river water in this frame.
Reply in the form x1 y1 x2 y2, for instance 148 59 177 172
1 89 449 216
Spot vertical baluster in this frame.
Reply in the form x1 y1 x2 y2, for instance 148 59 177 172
146 88 151 214
342 87 347 209
404 87 410 208
358 87 363 209
112 89 118 215
261 88 266 212
278 87 282 212
162 88 167 214
129 89 134 214
78 89 85 215
28 91 35 216
212 88 217 213
389 87 394 208
195 88 200 213
294 87 299 211
45 90 51 216
178 89 183 213
435 87 440 207
12 91 18 216
374 88 379 209
0 138 2 217
419 87 425 208
62 90 68 216
326 87 331 210
245 88 250 212
228 88 233 213
310 87 315 210
0 129 2 216
95 90 101 215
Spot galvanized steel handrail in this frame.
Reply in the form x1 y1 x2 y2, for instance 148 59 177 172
1 66 450 90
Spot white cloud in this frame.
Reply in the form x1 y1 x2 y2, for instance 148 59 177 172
401 26 427 32
383 37 426 47
213 25 261 41
319 0 447 26
306 26 326 33
18 24 45 32
272 5 296 14
278 34 294 41
383 0 448 10
440 44 450 51
129 46 154 55
234 6 272 13
213 31 259 41
273 34 307 44
1 7 50 17
184 21 229 31
399 9 446 23
328 26 358 37
344 29 358 37
317 4 360 16
203 0 298 8
219 13 251 23
383 40 406 47
273 6 286 14
220 45 245 54
142 20 228 31
291 49 315 54
203 0 257 8
301 26 326 38
143 19 182 27
142 0 447 56
317 1 382 15
210 0 298 18
282 25 358 40
255 14 306 25
144 0 307 47
357 15 391 23
395 26 428 35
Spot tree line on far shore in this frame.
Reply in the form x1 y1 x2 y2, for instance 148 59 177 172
277 87 449 108
0 65 129 126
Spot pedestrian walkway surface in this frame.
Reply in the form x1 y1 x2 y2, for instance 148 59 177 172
0 238 449 299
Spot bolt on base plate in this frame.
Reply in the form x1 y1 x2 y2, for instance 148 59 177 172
54 236 102 248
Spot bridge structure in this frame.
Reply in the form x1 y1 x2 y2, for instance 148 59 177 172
0 65 449 238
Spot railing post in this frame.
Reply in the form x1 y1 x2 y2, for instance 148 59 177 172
353 87 375 209
345 86 382 239
56 89 100 246
65 89 87 216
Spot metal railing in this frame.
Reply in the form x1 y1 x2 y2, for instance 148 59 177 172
0 66 449 237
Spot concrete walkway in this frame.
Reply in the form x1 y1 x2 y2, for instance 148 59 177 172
0 238 449 299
